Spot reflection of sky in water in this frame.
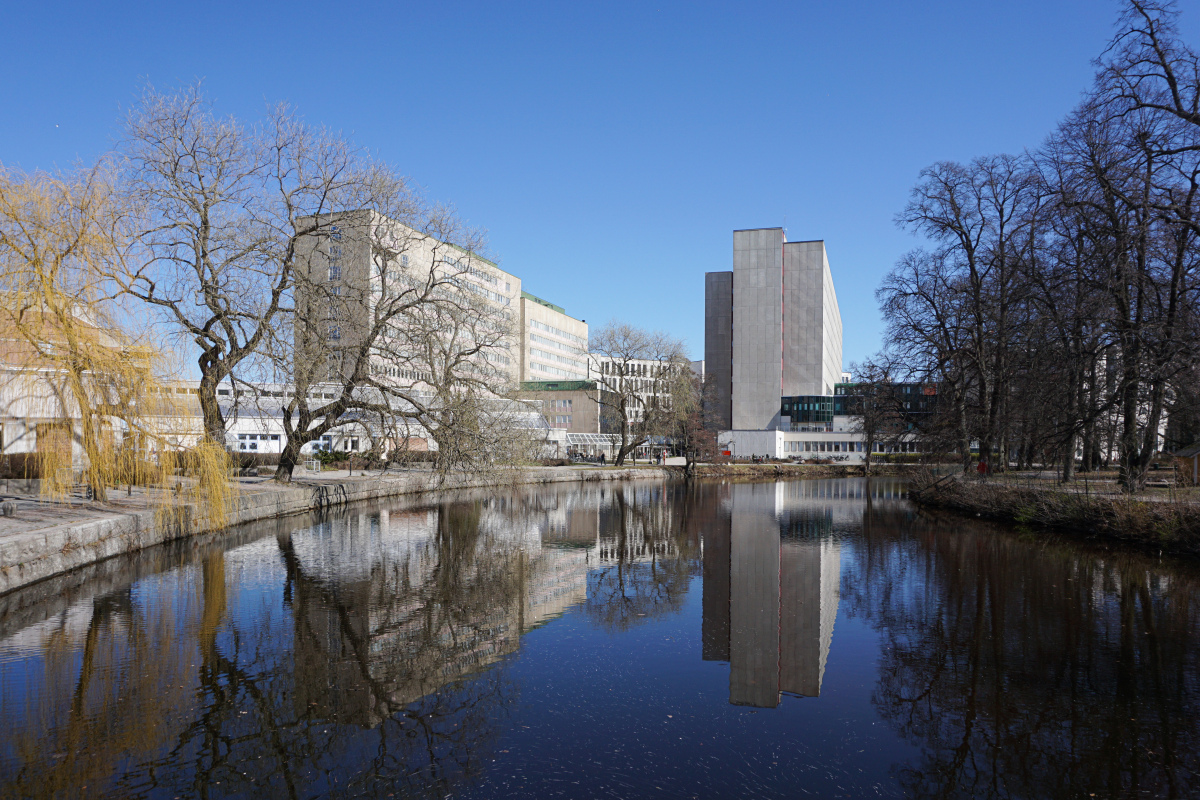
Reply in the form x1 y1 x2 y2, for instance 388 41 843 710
0 477 1198 799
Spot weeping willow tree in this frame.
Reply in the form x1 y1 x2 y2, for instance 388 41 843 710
0 164 235 525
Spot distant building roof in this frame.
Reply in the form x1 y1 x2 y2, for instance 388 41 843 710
521 380 595 392
1174 442 1200 458
520 291 566 315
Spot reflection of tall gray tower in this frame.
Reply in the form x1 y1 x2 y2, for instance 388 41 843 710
716 482 842 708
729 497 782 707
704 229 843 431
701 507 731 662
779 540 840 697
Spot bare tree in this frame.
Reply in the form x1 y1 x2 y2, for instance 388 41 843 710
271 209 535 481
586 322 691 467
113 85 372 446
896 155 1040 473
877 248 977 473
670 369 713 476
844 359 912 476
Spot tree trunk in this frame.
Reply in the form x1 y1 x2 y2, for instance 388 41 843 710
197 371 227 446
959 396 972 474
274 440 302 483
1061 431 1077 484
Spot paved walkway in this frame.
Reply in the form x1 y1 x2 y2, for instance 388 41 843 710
0 464 633 541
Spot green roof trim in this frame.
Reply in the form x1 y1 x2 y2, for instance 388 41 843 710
445 241 499 269
520 291 566 315
521 380 595 392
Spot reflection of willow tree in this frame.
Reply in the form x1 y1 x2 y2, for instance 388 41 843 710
0 573 200 799
1 503 524 799
842 506 1200 799
586 484 702 632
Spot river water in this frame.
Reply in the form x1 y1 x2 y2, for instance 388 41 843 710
0 477 1197 799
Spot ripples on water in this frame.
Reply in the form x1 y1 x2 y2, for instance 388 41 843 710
0 478 1197 799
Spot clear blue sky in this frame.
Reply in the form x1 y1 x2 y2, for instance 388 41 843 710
5 0 1197 367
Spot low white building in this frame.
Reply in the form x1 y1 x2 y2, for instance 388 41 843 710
717 416 927 463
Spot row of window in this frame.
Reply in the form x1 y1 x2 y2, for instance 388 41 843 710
529 332 583 355
371 364 431 382
316 435 360 451
530 347 584 370
238 434 280 441
530 319 586 347
603 376 664 395
784 441 862 453
781 440 926 454
532 361 586 379
483 351 512 366
449 274 512 306
448 256 510 293
217 389 337 400
547 399 572 409
549 415 572 427
600 360 672 377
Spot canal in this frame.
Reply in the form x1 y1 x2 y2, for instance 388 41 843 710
1 477 1197 798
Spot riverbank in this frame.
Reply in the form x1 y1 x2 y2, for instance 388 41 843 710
690 462 918 480
0 465 673 597
0 461 925 597
908 470 1200 556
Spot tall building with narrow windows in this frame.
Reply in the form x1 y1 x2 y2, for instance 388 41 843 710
705 228 843 432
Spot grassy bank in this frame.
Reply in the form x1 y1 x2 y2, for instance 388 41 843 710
908 470 1200 556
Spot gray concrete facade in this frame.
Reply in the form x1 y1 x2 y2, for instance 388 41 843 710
731 229 786 430
703 272 734 430
783 240 842 397
705 229 844 436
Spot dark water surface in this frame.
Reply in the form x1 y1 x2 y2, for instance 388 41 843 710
1 478 1198 799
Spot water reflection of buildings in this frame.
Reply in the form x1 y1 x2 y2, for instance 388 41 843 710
287 503 589 727
535 483 683 565
703 478 907 708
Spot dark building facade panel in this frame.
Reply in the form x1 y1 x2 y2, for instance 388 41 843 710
702 509 732 662
704 271 734 430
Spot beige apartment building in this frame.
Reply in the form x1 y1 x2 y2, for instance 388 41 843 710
519 292 588 383
295 210 523 391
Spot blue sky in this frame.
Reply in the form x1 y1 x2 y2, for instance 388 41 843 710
5 0 1197 366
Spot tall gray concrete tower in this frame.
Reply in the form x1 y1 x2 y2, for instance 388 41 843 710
704 228 843 431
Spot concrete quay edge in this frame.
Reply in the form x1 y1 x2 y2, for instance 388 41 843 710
0 467 671 597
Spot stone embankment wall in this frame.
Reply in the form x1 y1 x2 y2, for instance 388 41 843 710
0 467 669 597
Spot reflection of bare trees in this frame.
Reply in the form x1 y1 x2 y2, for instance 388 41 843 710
842 507 1200 799
0 498 545 799
585 484 702 632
